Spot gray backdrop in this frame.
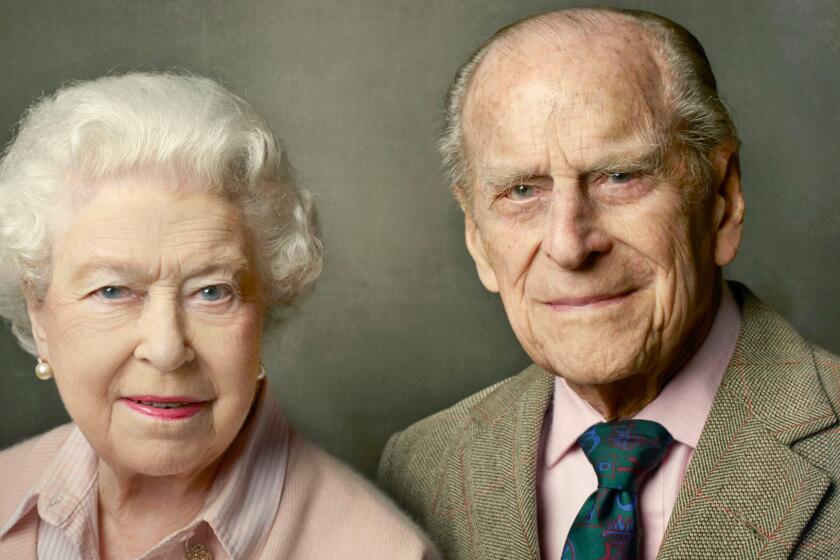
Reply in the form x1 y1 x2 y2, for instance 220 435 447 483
1 0 838 477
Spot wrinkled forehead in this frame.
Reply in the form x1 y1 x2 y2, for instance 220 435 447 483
462 23 670 169
53 170 236 235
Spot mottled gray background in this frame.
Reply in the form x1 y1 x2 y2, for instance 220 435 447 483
1 0 838 477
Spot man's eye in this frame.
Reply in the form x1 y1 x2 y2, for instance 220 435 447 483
507 184 538 201
96 286 130 300
606 172 633 184
198 285 232 302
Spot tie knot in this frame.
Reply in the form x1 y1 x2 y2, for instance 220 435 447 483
578 419 673 492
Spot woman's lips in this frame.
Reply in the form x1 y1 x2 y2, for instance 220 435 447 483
121 396 206 420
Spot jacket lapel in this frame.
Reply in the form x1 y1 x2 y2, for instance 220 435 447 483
457 365 553 559
658 287 837 559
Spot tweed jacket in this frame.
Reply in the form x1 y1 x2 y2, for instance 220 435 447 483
0 427 440 559
378 287 840 559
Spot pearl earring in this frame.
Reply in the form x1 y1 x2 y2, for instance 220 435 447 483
35 358 53 380
257 364 267 380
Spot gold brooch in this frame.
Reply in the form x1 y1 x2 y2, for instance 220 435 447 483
184 542 213 560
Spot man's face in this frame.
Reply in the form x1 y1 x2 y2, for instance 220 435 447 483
461 31 741 392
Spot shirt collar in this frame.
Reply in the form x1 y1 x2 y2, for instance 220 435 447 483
200 382 289 558
137 382 290 560
545 283 741 468
1 382 289 560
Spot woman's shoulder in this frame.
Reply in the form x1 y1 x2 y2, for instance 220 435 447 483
0 424 74 519
284 432 421 517
262 429 440 559
0 423 74 471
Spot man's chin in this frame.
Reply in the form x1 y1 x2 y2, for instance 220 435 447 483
551 368 640 389
535 347 647 388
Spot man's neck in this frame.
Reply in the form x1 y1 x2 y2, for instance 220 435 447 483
567 282 724 420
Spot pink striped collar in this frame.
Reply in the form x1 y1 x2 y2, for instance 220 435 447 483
1 382 289 559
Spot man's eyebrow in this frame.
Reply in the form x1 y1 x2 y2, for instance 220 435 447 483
474 141 667 194
583 144 666 177
478 167 547 192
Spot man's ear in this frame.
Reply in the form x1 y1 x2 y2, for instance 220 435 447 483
464 213 500 293
22 284 51 360
710 144 745 267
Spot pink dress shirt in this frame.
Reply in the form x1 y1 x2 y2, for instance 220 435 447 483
0 386 439 560
537 285 741 560
2 384 289 560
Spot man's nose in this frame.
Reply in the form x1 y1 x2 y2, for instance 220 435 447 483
544 186 612 269
134 295 195 372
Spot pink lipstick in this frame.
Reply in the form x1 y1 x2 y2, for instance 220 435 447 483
121 396 206 420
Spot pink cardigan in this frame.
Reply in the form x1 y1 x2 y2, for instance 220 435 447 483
0 425 439 559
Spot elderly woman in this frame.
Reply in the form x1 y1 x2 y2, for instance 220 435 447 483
0 73 437 560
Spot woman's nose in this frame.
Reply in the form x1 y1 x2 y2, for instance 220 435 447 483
133 295 195 372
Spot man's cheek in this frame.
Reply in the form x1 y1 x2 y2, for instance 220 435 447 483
492 238 542 286
486 249 522 291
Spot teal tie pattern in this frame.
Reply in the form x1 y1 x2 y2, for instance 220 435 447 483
561 420 673 560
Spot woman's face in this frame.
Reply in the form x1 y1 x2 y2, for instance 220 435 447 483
27 177 265 477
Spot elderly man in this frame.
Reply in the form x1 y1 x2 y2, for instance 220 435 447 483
378 7 839 560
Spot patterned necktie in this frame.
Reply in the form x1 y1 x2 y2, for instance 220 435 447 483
561 420 673 560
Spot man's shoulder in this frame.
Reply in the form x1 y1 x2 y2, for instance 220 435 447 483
813 340 840 370
377 364 551 521
380 364 549 474
734 283 839 401
265 431 439 559
811 344 840 407
658 286 840 558
793 340 840 460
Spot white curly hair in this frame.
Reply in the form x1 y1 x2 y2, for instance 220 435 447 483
0 72 323 355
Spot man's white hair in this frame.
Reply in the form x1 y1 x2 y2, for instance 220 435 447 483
439 7 740 207
0 72 323 355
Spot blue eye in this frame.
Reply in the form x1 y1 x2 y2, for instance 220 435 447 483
607 172 633 184
97 286 129 300
199 285 230 301
508 184 538 201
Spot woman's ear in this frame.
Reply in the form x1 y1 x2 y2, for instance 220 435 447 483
22 283 51 360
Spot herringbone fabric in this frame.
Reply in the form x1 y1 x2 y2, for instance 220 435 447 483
378 284 840 559
562 421 673 560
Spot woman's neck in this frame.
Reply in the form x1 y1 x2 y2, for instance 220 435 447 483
96 458 220 560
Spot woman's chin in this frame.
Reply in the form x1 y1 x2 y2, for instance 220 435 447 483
89 405 226 478
103 438 221 478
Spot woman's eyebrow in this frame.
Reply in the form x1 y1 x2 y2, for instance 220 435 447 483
181 259 252 279
69 257 251 283
69 259 151 284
